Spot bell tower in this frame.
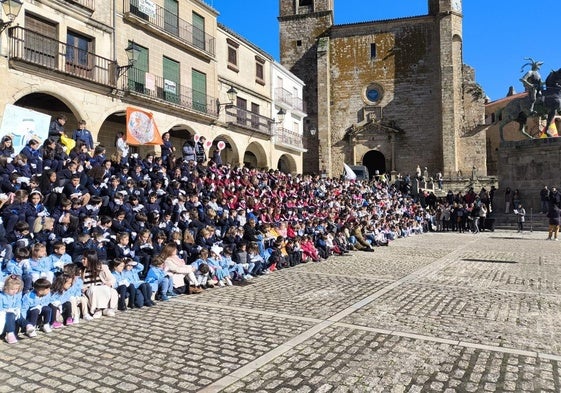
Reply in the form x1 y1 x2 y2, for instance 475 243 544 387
279 0 334 174
429 0 465 175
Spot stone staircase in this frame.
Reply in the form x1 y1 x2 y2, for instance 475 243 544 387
488 210 548 231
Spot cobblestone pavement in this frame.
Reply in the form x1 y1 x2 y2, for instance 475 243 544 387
2 230 561 392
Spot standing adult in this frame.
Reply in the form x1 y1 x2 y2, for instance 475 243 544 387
115 131 129 166
182 138 196 162
515 203 526 233
504 187 512 214
546 203 560 240
72 120 94 153
160 132 175 163
48 114 67 143
195 136 207 164
540 185 550 214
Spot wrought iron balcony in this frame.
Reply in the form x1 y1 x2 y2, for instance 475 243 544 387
8 26 116 87
123 67 218 117
275 127 304 149
124 0 215 58
224 106 273 136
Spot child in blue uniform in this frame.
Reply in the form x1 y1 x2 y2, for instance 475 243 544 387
145 256 173 301
0 275 36 343
123 258 154 308
21 278 53 333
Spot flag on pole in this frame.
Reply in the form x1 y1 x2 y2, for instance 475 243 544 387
126 107 163 145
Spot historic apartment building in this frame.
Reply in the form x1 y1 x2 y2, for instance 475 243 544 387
279 0 486 178
0 0 306 173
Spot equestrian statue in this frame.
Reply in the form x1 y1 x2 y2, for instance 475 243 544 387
498 58 561 141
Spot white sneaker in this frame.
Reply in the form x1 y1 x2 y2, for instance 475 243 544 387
225 277 233 286
218 280 225 287
42 324 52 333
244 274 253 280
26 324 37 338
92 310 102 319
84 314 94 321
102 309 115 317
73 317 80 324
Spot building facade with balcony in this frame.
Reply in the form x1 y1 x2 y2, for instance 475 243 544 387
271 61 307 173
0 0 304 174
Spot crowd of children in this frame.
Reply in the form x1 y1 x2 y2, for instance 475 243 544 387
0 131 434 344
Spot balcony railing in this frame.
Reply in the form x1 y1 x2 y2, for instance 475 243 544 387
224 106 273 136
65 0 95 11
275 87 306 113
275 87 293 106
275 127 304 149
124 0 215 58
292 96 306 113
9 26 116 87
123 68 218 116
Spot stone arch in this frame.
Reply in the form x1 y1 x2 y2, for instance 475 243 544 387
12 90 84 122
209 134 240 166
13 92 83 138
277 154 297 174
97 111 129 156
362 150 386 176
166 124 196 153
244 141 268 169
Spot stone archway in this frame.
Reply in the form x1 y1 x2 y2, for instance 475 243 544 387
362 150 386 176
97 111 127 155
14 92 78 137
244 141 268 169
210 135 239 166
277 154 296 174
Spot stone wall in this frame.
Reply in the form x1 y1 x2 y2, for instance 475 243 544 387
497 138 561 214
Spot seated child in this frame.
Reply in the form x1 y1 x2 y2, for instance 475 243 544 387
28 243 55 283
0 275 36 343
47 241 73 274
123 258 154 308
159 242 202 294
62 264 83 324
21 278 53 333
191 248 212 288
248 242 266 275
4 247 32 294
209 245 233 287
111 258 136 311
48 273 74 329
145 256 173 301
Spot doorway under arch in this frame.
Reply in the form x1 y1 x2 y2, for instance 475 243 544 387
362 150 386 176
277 154 296 174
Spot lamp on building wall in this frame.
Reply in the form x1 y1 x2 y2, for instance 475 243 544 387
116 41 141 80
0 0 23 34
275 108 286 124
218 86 238 113
309 126 317 136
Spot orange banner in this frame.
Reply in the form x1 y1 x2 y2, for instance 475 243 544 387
126 107 163 145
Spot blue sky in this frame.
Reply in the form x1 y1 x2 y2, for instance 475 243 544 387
209 0 560 102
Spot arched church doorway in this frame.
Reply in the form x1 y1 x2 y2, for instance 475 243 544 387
362 150 386 176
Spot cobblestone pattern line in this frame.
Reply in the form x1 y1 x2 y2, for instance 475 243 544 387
0 302 315 392
185 272 391 319
344 280 561 354
223 325 561 393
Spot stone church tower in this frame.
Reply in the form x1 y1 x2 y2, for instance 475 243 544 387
279 0 486 179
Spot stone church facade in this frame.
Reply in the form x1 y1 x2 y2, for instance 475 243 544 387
279 0 486 179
